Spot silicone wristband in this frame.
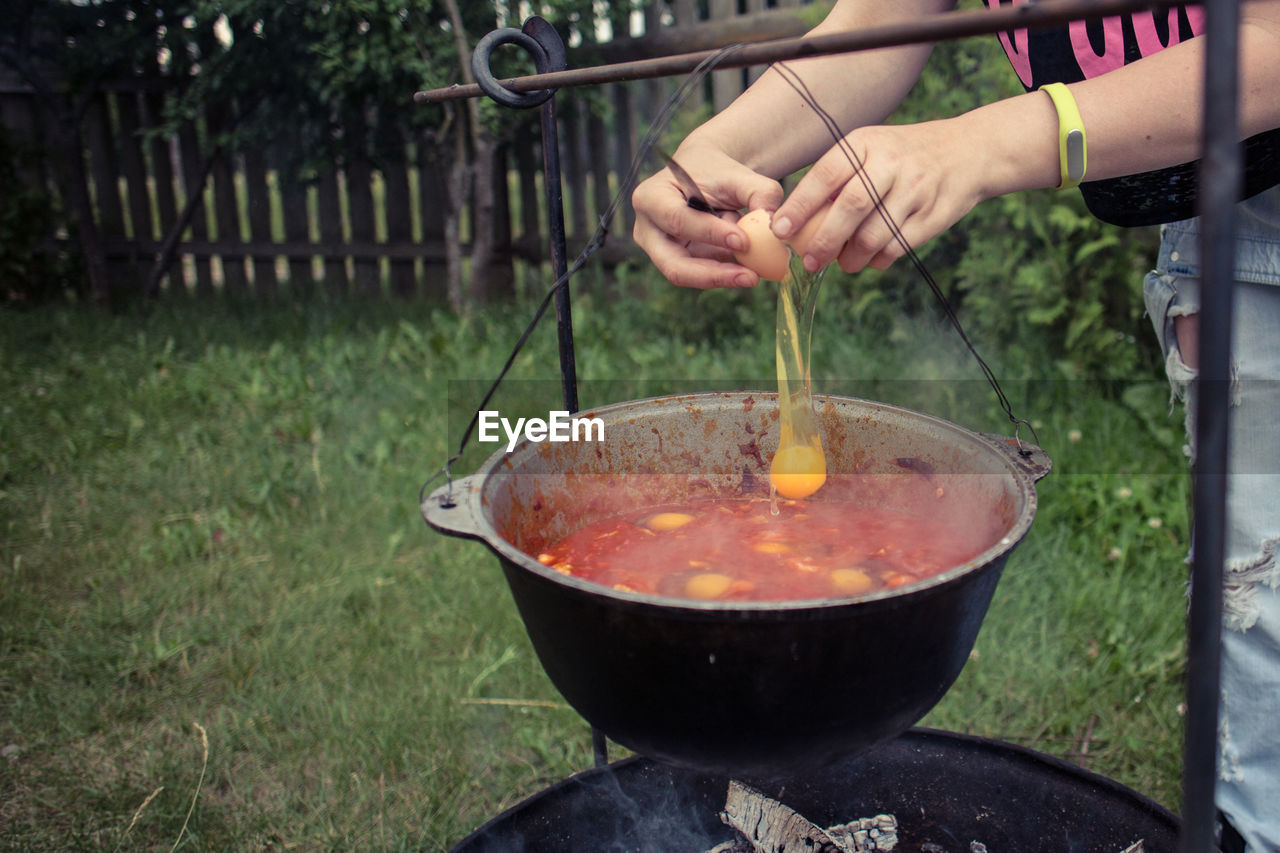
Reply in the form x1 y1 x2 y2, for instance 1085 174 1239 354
1040 82 1087 190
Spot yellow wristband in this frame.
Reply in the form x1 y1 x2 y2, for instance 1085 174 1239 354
1040 83 1087 189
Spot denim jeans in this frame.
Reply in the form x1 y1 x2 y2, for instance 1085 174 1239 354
1143 184 1280 853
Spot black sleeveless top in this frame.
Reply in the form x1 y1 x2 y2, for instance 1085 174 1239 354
983 0 1280 226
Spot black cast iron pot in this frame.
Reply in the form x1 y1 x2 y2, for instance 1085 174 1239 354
423 392 1050 777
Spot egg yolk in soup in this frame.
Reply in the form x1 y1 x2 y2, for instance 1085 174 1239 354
769 443 827 500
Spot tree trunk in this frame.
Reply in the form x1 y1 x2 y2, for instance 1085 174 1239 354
467 132 496 305
442 0 499 309
443 109 468 313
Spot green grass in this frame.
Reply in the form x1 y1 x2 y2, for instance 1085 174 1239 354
0 282 1190 850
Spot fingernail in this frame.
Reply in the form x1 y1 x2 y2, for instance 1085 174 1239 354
803 254 820 273
734 272 754 288
772 216 793 238
725 233 745 253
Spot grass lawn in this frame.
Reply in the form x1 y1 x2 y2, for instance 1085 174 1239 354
0 281 1190 850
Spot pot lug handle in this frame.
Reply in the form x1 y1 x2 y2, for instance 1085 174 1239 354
421 473 489 540
980 432 1053 483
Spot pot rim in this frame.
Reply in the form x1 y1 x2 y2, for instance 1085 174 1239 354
441 390 1046 614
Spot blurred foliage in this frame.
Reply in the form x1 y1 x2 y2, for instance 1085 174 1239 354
864 29 1163 381
0 1 564 179
0 130 80 304
1 0 1169 379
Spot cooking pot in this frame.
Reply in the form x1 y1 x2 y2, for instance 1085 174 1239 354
423 392 1050 776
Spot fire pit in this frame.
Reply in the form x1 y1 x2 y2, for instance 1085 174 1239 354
449 729 1179 852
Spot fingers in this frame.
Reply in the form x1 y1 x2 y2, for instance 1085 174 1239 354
772 123 968 275
631 193 755 290
631 163 780 289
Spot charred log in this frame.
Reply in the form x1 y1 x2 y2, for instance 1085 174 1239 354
713 781 898 853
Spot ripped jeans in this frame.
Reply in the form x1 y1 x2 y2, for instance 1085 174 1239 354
1143 183 1280 853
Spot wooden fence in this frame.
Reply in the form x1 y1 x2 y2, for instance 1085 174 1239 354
0 1 825 301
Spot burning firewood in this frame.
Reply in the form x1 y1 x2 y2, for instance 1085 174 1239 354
707 781 898 853
705 779 1144 853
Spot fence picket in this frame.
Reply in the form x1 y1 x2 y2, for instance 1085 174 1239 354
316 167 349 296
383 156 416 298
345 125 379 295
116 91 154 252
416 150 448 301
489 143 515 298
84 94 134 294
243 146 278 297
276 140 313 290
207 104 247 294
612 83 636 239
177 121 214 296
143 93 179 276
512 120 541 260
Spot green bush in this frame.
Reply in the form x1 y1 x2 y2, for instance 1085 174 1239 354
0 129 80 304
817 31 1165 381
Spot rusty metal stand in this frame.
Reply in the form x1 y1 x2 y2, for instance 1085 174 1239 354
1182 0 1240 849
452 1 1242 838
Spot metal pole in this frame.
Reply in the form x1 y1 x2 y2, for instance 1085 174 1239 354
1181 0 1241 847
416 0 1187 104
468 17 579 414
532 49 579 415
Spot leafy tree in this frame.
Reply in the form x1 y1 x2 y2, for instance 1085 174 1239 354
2 0 161 302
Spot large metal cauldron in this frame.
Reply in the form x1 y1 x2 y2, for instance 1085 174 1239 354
423 392 1050 776
449 729 1178 852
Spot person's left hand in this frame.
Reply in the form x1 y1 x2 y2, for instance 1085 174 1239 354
770 117 986 274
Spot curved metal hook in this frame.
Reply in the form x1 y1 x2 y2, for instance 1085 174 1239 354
471 17 567 109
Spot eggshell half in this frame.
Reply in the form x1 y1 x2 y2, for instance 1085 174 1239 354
733 209 791 281
731 201 835 281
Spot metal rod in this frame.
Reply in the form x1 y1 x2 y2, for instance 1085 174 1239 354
1180 0 1240 847
415 0 1189 103
539 88 579 414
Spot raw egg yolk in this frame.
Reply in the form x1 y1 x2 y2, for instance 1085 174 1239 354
769 443 827 499
642 512 695 532
829 567 873 596
684 572 733 600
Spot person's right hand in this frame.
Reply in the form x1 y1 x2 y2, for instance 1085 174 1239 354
631 145 784 289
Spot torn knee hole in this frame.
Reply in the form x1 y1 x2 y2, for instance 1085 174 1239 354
1173 312 1199 371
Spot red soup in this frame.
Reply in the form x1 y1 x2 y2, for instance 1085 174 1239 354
537 496 997 602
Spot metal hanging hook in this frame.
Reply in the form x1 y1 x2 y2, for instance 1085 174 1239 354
470 18 566 109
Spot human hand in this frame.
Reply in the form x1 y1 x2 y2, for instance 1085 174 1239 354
772 118 985 274
631 145 784 289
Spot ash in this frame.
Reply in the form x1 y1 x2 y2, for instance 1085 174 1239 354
707 781 897 853
704 780 1145 853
